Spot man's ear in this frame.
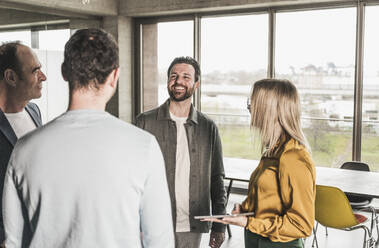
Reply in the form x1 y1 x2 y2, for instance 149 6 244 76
61 64 68 81
4 69 18 87
109 68 120 88
194 81 200 90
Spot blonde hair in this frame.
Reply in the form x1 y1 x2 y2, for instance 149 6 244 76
249 79 310 156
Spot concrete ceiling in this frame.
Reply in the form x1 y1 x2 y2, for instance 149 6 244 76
119 0 356 17
0 0 118 17
0 0 374 19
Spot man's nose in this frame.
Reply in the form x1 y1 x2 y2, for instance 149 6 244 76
174 76 184 84
39 71 47 81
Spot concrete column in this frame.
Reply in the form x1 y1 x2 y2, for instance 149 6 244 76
103 16 133 123
102 17 119 118
142 23 158 112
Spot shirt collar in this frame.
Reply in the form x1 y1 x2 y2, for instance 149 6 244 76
157 99 198 125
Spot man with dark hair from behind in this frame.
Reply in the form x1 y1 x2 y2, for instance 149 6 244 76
2 29 174 248
0 41 46 244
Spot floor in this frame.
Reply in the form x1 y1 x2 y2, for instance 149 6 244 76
199 193 379 248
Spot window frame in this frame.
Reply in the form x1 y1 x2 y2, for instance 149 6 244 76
133 1 379 162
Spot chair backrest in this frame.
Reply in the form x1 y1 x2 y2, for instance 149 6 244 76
340 161 372 203
340 161 370 171
315 185 359 229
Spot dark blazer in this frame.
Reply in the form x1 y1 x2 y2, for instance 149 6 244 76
0 102 42 241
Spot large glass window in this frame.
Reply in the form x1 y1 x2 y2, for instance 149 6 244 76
141 21 193 112
362 5 379 171
201 14 268 161
33 29 70 122
0 30 31 46
276 8 356 167
0 28 70 123
137 4 379 171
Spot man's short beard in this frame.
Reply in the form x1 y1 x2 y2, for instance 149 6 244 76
168 86 194 102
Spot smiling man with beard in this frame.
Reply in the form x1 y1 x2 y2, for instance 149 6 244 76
136 56 227 248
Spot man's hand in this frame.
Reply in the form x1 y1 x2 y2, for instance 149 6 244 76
232 204 242 215
209 231 225 248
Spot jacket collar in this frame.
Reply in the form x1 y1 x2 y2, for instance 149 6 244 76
25 103 42 127
0 103 42 146
283 138 303 153
157 99 198 125
0 108 17 146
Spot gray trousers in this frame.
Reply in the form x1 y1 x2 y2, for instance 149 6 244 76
175 232 202 248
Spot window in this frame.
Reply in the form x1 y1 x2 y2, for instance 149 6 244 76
140 21 193 112
201 14 268 160
362 5 379 170
33 29 70 122
0 30 31 46
276 8 356 167
0 28 70 123
136 4 379 171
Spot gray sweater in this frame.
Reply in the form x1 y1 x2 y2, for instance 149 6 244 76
3 109 174 248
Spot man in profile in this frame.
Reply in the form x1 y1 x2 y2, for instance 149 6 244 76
136 56 226 248
3 29 174 248
0 42 46 243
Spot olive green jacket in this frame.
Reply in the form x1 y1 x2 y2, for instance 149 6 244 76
136 99 226 233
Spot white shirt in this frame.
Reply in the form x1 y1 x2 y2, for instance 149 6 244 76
170 112 191 232
3 110 174 248
4 109 36 138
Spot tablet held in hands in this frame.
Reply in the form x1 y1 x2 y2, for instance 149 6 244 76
194 212 254 220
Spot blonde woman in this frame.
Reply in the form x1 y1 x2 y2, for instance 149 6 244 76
203 79 316 248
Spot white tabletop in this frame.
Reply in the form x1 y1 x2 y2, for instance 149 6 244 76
224 157 379 198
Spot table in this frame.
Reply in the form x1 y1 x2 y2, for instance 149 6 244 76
223 157 379 237
224 157 379 199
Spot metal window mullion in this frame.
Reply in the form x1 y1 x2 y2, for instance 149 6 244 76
31 30 39 49
352 1 365 161
135 23 144 118
193 15 201 111
267 9 276 78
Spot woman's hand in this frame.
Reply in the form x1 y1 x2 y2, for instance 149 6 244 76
201 204 248 227
201 215 248 227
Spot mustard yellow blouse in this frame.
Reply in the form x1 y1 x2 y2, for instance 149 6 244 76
241 138 316 242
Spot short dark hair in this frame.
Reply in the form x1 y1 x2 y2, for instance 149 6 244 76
61 29 119 91
0 41 22 80
167 56 201 82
